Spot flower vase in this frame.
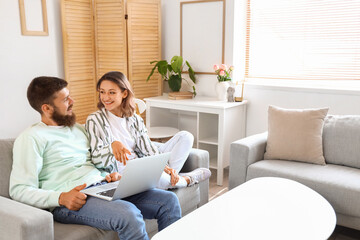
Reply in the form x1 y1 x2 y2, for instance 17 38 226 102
215 81 230 101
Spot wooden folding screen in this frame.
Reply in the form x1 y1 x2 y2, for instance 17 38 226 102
61 0 161 123
61 0 97 123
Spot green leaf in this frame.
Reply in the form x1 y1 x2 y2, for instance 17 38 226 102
168 74 182 92
147 60 170 81
167 64 173 73
146 64 158 82
171 56 183 74
186 61 196 83
157 60 169 76
192 86 197 97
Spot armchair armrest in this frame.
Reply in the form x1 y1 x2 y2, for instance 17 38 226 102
181 148 210 207
180 148 209 172
152 142 210 207
0 196 54 240
229 132 268 190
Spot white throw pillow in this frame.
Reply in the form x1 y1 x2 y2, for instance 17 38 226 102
264 105 329 165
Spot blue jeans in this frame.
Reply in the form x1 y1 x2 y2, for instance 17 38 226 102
53 188 181 240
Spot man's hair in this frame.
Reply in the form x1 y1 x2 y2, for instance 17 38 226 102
27 76 68 114
96 71 135 118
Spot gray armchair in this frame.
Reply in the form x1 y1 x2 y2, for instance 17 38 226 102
0 139 209 240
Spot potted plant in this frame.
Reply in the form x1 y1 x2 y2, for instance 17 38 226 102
213 64 234 101
147 56 197 96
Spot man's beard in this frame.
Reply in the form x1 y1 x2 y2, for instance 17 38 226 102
51 105 76 127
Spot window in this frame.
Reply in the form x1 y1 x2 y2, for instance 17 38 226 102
245 0 360 81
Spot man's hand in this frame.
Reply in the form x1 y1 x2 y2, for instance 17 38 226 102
58 183 87 211
164 166 180 186
105 172 121 182
111 141 131 165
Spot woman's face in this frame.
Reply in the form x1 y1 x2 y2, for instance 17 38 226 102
99 80 128 116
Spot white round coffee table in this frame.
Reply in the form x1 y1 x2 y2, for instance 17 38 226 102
152 177 336 240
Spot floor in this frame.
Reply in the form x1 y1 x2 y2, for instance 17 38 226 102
208 168 229 201
208 168 360 240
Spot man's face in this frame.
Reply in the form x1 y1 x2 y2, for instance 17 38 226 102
50 88 76 127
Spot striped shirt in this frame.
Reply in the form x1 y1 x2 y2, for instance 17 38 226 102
85 108 159 173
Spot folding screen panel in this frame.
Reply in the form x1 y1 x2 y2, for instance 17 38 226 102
94 0 128 80
127 0 162 99
61 0 97 123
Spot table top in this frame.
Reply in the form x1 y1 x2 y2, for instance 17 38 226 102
152 177 336 240
144 94 247 110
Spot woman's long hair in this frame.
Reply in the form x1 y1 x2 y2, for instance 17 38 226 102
97 71 135 118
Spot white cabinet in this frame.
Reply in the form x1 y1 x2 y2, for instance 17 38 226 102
144 94 247 185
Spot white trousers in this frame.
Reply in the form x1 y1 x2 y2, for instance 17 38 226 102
156 131 194 190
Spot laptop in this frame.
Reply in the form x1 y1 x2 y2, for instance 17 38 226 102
81 152 170 201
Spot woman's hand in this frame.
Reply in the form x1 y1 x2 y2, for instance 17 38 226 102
164 166 180 186
111 141 131 165
105 172 122 182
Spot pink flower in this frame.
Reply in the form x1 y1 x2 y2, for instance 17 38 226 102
213 64 219 71
220 64 227 70
219 70 226 76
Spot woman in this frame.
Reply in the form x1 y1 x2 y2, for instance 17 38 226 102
85 71 210 189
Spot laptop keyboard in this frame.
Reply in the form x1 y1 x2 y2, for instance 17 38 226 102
97 188 116 197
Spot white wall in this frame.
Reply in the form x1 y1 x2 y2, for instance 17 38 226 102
245 84 360 136
161 0 235 97
0 0 64 138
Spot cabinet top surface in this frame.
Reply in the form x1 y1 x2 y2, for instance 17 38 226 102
144 94 247 109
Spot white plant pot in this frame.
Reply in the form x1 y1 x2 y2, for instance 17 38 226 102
215 81 230 101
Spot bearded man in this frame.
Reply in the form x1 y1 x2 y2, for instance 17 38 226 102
9 76 181 240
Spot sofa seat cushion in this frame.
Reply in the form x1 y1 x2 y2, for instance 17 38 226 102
170 183 200 216
146 184 200 238
54 222 118 240
247 160 360 217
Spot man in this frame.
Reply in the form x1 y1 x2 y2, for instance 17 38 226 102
9 76 181 240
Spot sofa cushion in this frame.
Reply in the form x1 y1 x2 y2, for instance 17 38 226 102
264 106 328 165
0 139 15 198
323 115 360 169
54 222 118 240
146 185 200 238
247 160 360 218
170 184 200 215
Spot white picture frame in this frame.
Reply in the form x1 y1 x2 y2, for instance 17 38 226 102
180 0 225 74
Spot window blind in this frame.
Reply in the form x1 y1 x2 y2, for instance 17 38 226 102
245 0 360 81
